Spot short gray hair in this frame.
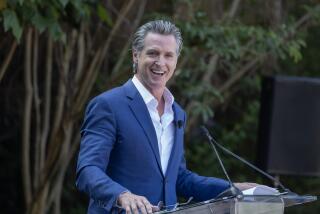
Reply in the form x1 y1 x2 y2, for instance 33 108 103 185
132 20 183 56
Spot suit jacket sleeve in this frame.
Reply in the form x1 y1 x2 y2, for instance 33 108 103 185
176 112 230 201
76 96 127 211
176 156 230 201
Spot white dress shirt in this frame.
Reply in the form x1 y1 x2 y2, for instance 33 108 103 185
132 76 175 174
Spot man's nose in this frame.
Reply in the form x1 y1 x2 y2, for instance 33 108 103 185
155 56 165 66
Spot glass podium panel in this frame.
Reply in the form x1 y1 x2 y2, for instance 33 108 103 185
155 194 317 214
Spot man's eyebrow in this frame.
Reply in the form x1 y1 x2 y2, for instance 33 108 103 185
145 48 176 55
146 48 157 52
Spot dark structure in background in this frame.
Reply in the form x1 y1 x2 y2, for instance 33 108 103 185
257 76 320 176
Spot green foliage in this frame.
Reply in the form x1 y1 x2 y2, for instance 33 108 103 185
1 0 320 213
285 39 306 62
2 9 22 40
97 3 113 27
171 14 310 124
0 0 101 41
304 5 320 22
179 7 320 211
185 76 262 179
280 25 320 77
180 21 306 62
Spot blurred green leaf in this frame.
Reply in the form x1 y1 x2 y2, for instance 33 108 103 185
59 0 69 8
31 13 51 33
3 9 23 41
97 4 112 26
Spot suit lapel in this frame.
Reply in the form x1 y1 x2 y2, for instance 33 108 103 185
123 80 163 175
165 103 185 177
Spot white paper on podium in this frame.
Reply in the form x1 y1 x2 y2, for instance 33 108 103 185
242 185 280 195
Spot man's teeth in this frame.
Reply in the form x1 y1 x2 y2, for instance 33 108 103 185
151 70 164 75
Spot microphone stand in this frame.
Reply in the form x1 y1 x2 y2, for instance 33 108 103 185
201 125 293 195
201 126 243 199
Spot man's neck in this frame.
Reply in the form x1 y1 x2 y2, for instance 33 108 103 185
157 96 165 117
148 88 165 117
149 88 164 103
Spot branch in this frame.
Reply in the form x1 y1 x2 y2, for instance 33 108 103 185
74 0 137 113
0 40 17 82
44 31 77 191
202 54 219 83
168 47 195 88
32 30 42 191
32 116 74 214
22 27 33 209
73 48 102 114
49 30 76 144
47 122 74 211
75 27 85 86
110 0 147 77
218 56 263 94
224 0 241 21
293 5 320 31
197 0 242 86
98 0 136 68
29 179 49 214
40 34 53 183
69 131 81 164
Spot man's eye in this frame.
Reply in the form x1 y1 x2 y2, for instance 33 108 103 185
147 51 157 56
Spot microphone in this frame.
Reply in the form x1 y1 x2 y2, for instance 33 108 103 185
201 125 293 195
201 126 243 199
176 120 183 129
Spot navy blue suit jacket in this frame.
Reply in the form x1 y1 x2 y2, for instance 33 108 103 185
76 80 229 213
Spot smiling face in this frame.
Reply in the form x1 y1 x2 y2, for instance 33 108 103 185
133 32 178 98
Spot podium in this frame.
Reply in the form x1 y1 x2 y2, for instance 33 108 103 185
155 194 317 214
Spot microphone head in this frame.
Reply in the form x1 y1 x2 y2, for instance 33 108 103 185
175 120 183 128
201 125 209 136
201 125 213 141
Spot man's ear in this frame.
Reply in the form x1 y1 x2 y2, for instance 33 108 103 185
132 50 139 63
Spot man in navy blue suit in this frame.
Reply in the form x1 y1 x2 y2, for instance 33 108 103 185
76 20 253 214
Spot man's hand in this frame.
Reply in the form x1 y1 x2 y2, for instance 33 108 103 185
117 192 159 214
